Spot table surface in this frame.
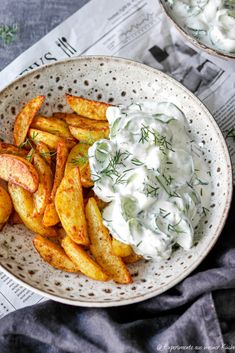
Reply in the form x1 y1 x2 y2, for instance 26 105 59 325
0 0 89 71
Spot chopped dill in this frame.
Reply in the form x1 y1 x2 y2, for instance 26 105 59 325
0 24 18 45
202 206 209 217
168 219 185 234
19 131 38 149
131 158 144 166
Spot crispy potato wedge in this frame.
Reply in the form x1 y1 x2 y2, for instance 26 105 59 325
66 95 110 121
33 153 53 215
62 236 108 281
65 143 89 174
60 114 110 130
8 211 23 225
69 125 109 144
8 183 56 236
31 116 74 139
65 143 93 188
80 163 93 188
33 234 79 272
0 186 12 230
50 141 69 201
0 154 39 193
123 253 142 264
112 238 133 257
28 129 76 150
55 167 89 246
85 198 132 284
35 141 53 166
85 190 108 211
42 202 60 227
13 96 45 146
0 142 28 157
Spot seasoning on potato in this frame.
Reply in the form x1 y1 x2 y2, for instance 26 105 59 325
0 94 146 284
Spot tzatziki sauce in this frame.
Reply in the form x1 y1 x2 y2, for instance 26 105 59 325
89 102 210 260
166 0 235 55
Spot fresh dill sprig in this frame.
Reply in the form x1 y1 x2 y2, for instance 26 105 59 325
168 219 185 234
143 182 160 197
91 173 101 182
162 173 174 186
100 150 126 180
40 150 57 159
0 24 19 45
138 124 175 154
136 240 143 247
131 158 144 166
19 131 38 149
202 206 209 217
26 149 34 162
194 176 209 186
152 114 175 124
160 208 171 219
70 155 88 166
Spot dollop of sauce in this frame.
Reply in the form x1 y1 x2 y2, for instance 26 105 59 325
89 102 210 260
166 0 235 55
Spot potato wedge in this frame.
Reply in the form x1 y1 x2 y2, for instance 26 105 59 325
69 125 109 144
60 114 109 130
80 163 93 188
85 198 132 284
31 116 74 139
123 253 142 264
65 143 93 188
28 129 76 150
8 211 23 225
13 95 45 146
66 95 110 121
33 234 79 272
62 236 108 281
65 143 89 174
35 141 53 166
55 167 89 246
0 154 39 193
112 238 133 257
0 142 28 157
8 183 56 237
0 186 12 230
50 141 69 201
85 190 108 211
33 153 53 215
42 202 60 227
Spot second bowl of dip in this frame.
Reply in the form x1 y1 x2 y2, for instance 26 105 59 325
160 0 235 61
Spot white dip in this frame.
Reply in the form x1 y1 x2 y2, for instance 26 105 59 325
89 102 210 260
166 0 235 54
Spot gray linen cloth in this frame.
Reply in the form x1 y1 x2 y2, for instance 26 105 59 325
0 196 234 353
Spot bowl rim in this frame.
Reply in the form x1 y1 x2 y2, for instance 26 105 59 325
0 55 233 307
159 0 235 61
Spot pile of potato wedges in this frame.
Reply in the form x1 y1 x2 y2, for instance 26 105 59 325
0 94 141 284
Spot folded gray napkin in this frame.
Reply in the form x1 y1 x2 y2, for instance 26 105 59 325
0 197 234 353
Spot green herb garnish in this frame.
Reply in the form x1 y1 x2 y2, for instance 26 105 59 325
0 24 18 45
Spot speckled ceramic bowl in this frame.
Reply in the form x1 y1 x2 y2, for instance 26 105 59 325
0 56 232 306
159 0 235 61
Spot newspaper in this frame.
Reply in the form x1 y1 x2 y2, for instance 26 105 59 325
0 0 235 318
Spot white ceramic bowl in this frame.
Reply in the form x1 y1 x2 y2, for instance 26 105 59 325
160 0 235 61
0 56 232 306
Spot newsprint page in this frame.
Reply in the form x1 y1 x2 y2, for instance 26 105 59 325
0 0 235 318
